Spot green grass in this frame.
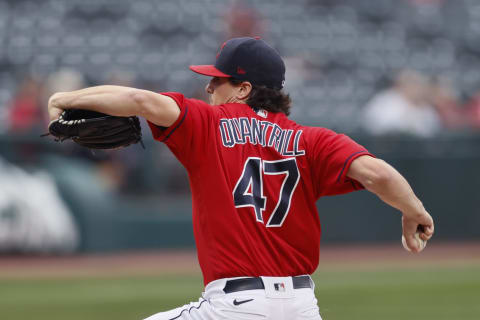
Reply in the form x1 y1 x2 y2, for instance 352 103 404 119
1 266 479 320
0 275 203 320
314 266 480 320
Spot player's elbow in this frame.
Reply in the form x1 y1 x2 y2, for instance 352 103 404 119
351 158 393 190
362 163 392 190
129 90 151 116
130 90 163 120
129 90 179 127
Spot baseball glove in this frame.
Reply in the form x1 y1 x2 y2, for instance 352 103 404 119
45 109 144 149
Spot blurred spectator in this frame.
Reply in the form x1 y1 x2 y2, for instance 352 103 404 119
7 76 45 134
407 0 445 7
361 70 442 137
105 70 136 87
464 88 480 130
44 68 86 102
223 1 266 39
429 76 467 130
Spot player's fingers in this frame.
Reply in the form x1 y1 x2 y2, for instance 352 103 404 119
421 224 434 240
402 215 429 251
428 224 434 235
411 211 434 241
403 233 420 252
419 231 430 241
404 234 421 253
416 221 433 241
420 213 434 238
401 215 418 236
48 106 63 122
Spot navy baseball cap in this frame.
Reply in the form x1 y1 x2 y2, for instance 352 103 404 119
190 37 285 90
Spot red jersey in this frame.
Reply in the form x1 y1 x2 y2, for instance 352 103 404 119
148 93 373 285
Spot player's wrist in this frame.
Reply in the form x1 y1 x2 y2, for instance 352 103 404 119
399 195 425 217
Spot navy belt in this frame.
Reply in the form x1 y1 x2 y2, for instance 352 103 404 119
223 275 312 293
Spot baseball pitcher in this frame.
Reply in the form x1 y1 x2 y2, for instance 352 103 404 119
47 37 434 320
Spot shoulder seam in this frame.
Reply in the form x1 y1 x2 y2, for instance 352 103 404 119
162 105 189 142
336 150 368 183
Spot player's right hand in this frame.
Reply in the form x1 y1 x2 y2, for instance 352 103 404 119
401 210 434 252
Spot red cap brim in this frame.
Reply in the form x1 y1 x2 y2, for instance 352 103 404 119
189 65 231 77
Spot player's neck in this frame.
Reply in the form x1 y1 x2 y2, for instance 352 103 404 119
226 96 247 105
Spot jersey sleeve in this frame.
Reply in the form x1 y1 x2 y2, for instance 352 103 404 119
305 127 374 198
147 92 217 169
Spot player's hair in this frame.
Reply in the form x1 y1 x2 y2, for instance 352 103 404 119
229 79 292 116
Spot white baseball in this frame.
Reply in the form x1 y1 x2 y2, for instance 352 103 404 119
402 232 426 252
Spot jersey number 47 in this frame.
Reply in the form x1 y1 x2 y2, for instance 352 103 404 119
233 157 300 227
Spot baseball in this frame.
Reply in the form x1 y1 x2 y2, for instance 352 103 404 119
402 232 427 252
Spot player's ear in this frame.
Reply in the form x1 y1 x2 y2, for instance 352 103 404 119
236 81 252 100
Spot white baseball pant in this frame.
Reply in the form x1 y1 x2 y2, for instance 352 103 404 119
143 275 322 320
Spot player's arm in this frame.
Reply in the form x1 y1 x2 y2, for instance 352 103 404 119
347 155 434 252
47 85 180 127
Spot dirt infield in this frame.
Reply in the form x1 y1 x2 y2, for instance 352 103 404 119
1 241 479 279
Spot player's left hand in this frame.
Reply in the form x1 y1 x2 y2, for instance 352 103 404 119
401 210 434 252
48 93 65 123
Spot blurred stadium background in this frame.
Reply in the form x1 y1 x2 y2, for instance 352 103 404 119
0 0 479 319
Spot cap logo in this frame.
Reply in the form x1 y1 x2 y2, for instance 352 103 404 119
237 66 246 75
216 42 227 59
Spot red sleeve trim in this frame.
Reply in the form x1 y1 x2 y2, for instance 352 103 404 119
336 151 375 183
162 105 188 142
